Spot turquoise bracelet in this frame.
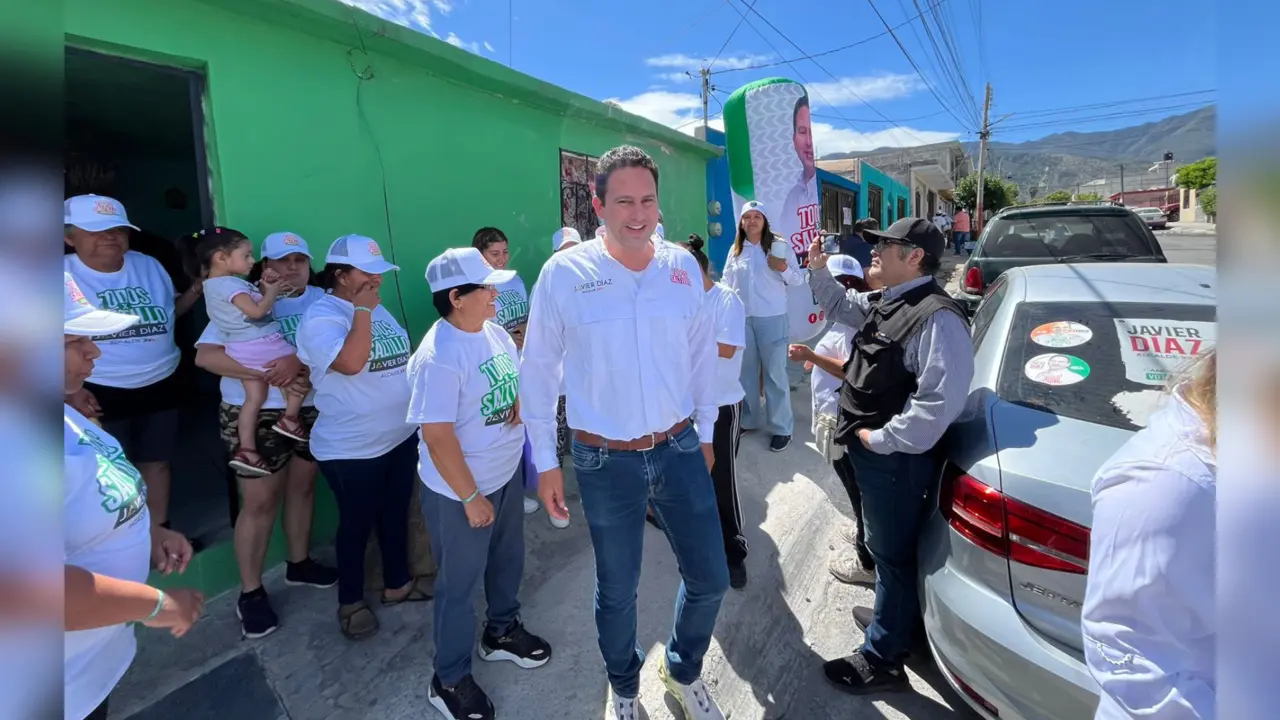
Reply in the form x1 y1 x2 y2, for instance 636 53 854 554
461 489 480 504
145 589 166 621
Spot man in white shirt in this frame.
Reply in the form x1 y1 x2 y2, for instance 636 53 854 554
521 146 728 720
780 95 820 258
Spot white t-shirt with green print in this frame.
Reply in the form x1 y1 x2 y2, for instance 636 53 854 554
295 294 416 462
492 275 529 334
63 404 151 720
406 319 524 500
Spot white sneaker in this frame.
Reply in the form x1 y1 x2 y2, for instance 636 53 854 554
606 690 642 720
549 512 570 529
658 660 724 720
829 554 876 585
523 496 539 514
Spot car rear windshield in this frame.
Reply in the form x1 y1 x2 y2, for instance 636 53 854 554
981 213 1153 260
998 301 1216 431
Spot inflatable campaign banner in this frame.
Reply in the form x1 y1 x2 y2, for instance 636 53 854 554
724 78 826 342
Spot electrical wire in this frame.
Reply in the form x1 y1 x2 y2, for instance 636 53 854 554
709 0 948 75
864 0 977 131
726 0 938 145
996 90 1215 121
995 101 1214 132
709 0 759 70
651 0 732 55
811 109 948 124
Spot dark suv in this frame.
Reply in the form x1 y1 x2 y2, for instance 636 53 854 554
954 203 1167 314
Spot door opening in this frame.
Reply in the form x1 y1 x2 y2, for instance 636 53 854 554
65 47 234 549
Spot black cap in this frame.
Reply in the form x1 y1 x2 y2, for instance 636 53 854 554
864 217 946 261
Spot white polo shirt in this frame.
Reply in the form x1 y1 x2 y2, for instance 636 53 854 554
519 238 719 473
706 282 746 407
720 238 805 318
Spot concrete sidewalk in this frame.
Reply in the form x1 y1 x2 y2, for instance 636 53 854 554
1158 221 1217 236
112 387 970 720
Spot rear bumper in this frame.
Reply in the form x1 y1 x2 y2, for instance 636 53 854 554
952 289 981 316
919 522 1100 720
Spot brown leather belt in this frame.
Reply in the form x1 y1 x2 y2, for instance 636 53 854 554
573 419 690 451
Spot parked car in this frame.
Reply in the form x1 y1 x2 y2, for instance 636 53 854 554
1160 202 1181 223
919 263 1217 720
955 204 1167 315
1134 206 1168 230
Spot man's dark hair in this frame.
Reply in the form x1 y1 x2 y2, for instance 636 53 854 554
595 145 659 201
472 227 508 253
431 284 485 319
857 217 879 232
793 94 810 134
918 249 941 276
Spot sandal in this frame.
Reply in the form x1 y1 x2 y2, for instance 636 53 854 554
229 449 271 477
272 416 310 442
381 576 433 605
338 602 379 641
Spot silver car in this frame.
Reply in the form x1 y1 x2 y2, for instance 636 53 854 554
919 263 1216 720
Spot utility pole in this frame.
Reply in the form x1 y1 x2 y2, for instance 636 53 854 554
700 66 711 130
974 83 993 230
1119 164 1125 201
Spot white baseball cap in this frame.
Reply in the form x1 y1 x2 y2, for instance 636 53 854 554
739 200 768 221
325 234 399 274
827 254 864 279
63 272 138 336
552 227 582 252
64 194 139 233
426 247 517 293
262 232 312 260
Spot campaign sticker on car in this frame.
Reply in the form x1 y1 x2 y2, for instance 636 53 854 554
1030 321 1093 349
1113 319 1215 385
1024 353 1091 386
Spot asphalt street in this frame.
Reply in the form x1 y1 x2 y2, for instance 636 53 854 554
1155 231 1217 265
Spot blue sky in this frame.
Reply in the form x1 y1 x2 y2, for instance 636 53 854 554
341 0 1217 155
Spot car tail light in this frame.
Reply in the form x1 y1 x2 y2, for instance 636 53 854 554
941 468 1090 574
963 266 984 294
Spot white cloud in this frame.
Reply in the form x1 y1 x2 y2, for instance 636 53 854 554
445 31 482 54
338 0 434 33
804 73 923 107
656 72 694 83
605 90 958 152
431 0 453 13
645 53 772 71
483 40 495 53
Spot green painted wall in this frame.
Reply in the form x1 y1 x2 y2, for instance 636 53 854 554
64 0 718 597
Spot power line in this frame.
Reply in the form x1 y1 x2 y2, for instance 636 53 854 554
708 0 759 70
997 90 1216 121
864 0 978 131
650 0 732 55
726 0 938 144
811 108 948 124
911 0 980 123
708 0 949 75
995 101 1214 132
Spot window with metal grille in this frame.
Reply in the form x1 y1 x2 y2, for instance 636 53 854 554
560 150 600 241
868 184 884 226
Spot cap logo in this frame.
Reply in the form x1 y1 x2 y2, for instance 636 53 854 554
283 235 300 246
427 254 466 284
367 241 382 257
94 200 119 216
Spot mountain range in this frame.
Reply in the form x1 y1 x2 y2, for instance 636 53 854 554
821 106 1216 196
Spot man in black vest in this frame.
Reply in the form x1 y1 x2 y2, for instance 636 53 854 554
803 217 973 694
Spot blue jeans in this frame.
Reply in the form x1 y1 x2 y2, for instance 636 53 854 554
317 435 417 605
573 424 730 698
420 469 524 685
739 314 794 436
846 442 939 666
953 231 970 253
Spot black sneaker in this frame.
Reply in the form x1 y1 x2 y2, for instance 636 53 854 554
236 587 279 639
284 558 339 588
478 621 552 669
428 674 494 720
769 435 791 452
728 561 748 590
822 650 910 695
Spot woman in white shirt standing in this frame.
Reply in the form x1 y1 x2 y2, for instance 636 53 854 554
1082 352 1216 719
63 272 204 720
719 201 804 453
63 194 201 529
410 247 553 720
294 235 428 641
194 232 338 640
680 235 750 589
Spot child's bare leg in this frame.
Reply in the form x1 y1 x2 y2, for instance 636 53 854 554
283 383 305 421
239 378 268 453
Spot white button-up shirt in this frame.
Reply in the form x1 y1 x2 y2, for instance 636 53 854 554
720 238 805 318
1082 384 1216 720
520 238 719 474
